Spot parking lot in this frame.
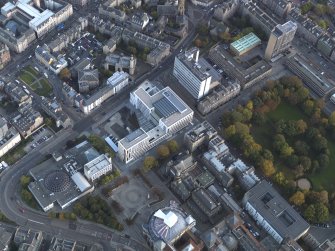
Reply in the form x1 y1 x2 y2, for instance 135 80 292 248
24 127 54 152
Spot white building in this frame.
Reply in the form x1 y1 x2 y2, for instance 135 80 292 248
173 47 221 99
0 117 22 158
84 154 113 181
118 80 194 163
242 181 310 244
106 70 129 94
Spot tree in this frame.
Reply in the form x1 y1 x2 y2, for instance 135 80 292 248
219 32 231 43
167 140 179 154
301 1 313 15
20 175 31 188
194 39 203 48
294 141 310 156
329 112 335 126
302 99 315 115
260 159 275 177
314 203 329 223
318 153 329 168
300 156 312 172
262 149 273 161
289 191 305 206
304 204 316 222
59 68 71 80
156 145 170 159
295 120 307 134
318 19 328 30
312 136 328 152
273 172 287 186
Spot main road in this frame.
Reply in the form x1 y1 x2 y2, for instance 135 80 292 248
0 17 198 250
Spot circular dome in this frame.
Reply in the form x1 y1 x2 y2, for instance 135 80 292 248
44 170 71 193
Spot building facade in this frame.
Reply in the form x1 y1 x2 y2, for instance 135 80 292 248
265 21 297 60
0 43 10 69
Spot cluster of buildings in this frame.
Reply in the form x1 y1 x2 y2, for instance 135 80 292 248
62 70 130 114
0 116 21 158
0 226 103 251
35 44 68 74
88 15 171 66
0 0 73 53
118 80 194 163
28 140 113 211
0 43 10 70
40 96 72 128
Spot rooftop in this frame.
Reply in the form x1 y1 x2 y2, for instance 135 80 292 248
244 181 309 241
230 33 261 53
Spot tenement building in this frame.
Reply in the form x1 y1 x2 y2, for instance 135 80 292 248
0 43 10 69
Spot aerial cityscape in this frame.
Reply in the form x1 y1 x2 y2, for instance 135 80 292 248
0 0 335 250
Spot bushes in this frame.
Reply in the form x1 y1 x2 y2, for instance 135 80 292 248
88 134 115 158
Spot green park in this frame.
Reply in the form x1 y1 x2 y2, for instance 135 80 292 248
19 66 53 97
222 75 335 223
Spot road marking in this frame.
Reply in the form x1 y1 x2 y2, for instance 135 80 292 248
28 219 44 225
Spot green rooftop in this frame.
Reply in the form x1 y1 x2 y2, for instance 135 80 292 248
230 33 261 55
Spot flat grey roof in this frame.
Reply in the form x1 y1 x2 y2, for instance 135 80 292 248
244 181 309 241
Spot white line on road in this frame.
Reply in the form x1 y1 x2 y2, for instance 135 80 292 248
28 219 44 225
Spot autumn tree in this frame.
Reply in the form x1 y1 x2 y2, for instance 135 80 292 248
259 159 275 177
156 145 170 159
289 191 305 206
167 140 179 154
59 68 71 80
142 156 158 172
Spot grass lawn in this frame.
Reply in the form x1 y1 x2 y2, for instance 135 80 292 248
251 101 335 191
19 72 35 85
24 66 39 77
31 78 53 96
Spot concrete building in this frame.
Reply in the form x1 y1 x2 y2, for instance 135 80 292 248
48 237 76 251
9 104 43 138
173 47 221 99
213 0 239 22
48 17 88 53
142 201 196 250
84 154 113 181
35 45 68 74
40 97 72 128
67 0 88 6
260 0 292 18
118 80 193 163
243 181 310 244
0 0 73 40
4 81 32 106
103 38 117 54
106 70 129 94
209 44 272 89
104 53 136 75
184 121 217 152
157 1 178 16
167 154 197 178
0 43 10 69
197 81 241 115
98 2 126 23
265 21 297 61
14 228 43 251
78 69 99 93
77 71 128 114
28 141 95 211
0 117 22 158
230 33 261 56
285 54 335 97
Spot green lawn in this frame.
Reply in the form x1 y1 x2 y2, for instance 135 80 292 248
251 101 335 191
19 72 35 85
24 66 39 77
30 78 53 96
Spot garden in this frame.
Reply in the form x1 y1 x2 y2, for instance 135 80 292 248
222 75 335 223
19 66 53 96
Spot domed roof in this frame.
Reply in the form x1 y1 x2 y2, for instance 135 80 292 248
44 170 71 193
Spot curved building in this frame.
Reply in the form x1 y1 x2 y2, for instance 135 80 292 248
143 201 196 250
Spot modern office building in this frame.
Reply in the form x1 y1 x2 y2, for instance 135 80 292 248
243 181 310 244
118 80 193 163
285 54 335 97
230 33 261 56
173 47 221 99
265 21 297 60
84 154 113 181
